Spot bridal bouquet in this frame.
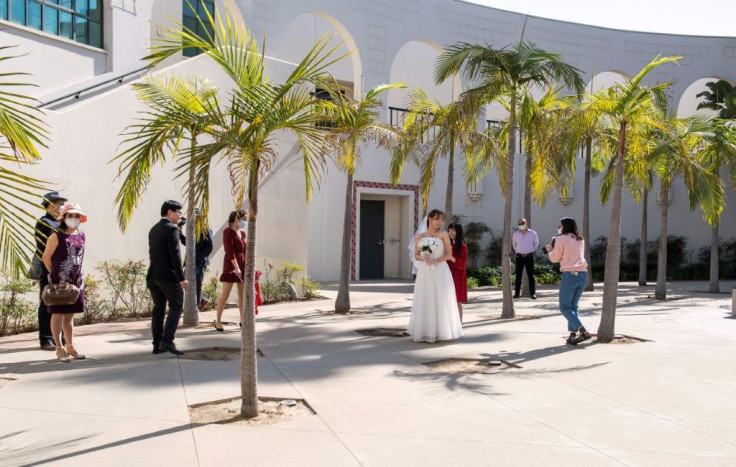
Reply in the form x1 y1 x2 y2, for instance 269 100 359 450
418 237 440 255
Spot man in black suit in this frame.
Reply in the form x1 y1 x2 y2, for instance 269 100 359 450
148 200 189 355
35 191 67 350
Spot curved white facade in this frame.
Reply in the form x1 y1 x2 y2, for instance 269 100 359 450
0 0 734 281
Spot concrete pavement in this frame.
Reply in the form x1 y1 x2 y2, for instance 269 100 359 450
1 280 735 466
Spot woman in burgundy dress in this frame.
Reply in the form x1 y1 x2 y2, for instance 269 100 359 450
215 210 246 331
447 223 468 323
42 203 87 362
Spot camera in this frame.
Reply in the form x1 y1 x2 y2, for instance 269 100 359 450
542 238 555 254
178 217 186 227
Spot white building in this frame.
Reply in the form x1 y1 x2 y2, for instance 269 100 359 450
1 0 734 281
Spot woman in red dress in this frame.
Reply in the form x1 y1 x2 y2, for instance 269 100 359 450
447 223 467 323
215 210 246 331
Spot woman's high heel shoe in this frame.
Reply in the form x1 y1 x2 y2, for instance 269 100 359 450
214 321 224 332
55 347 71 363
65 345 85 359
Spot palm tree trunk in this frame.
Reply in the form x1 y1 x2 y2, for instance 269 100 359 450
182 136 199 326
638 187 648 286
334 171 353 313
521 144 531 296
241 168 259 419
655 182 669 300
708 223 720 293
500 92 517 319
445 137 454 223
597 123 627 342
583 138 594 291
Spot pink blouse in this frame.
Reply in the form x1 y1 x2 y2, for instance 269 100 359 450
548 234 588 272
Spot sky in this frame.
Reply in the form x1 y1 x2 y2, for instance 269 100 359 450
464 0 736 37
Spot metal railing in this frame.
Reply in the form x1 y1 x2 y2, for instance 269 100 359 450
389 106 437 143
38 65 150 108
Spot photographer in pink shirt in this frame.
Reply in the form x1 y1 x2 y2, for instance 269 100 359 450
544 217 592 346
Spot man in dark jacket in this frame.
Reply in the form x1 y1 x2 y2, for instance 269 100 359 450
194 224 214 311
35 191 67 350
147 200 188 355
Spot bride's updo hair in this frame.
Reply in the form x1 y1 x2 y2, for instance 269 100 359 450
426 209 446 227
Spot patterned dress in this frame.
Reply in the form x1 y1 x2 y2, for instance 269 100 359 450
47 231 86 314
447 242 468 303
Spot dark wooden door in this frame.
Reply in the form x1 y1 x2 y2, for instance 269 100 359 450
359 200 384 279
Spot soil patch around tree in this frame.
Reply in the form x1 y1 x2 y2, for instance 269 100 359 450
609 334 650 344
423 358 521 374
178 347 263 361
355 327 409 337
189 396 315 426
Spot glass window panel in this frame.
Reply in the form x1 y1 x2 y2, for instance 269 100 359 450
10 0 25 24
59 11 72 39
60 0 72 8
182 0 195 17
88 20 101 48
28 1 41 30
43 6 58 34
75 0 87 15
87 0 101 21
75 15 87 44
182 16 197 33
0 0 7 20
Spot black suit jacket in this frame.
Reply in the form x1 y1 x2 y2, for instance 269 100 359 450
147 218 185 282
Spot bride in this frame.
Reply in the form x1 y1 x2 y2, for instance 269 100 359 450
407 209 464 343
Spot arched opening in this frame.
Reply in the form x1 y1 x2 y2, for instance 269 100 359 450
676 77 733 117
277 12 361 98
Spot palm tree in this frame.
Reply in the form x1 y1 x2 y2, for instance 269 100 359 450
650 115 727 299
435 40 583 318
0 47 49 277
390 87 482 220
697 80 736 293
329 81 406 315
143 7 347 417
587 55 680 341
696 80 736 119
113 74 223 327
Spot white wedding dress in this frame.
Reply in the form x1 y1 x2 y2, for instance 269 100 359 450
408 237 464 343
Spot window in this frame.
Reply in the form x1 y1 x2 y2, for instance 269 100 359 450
1 0 103 48
183 0 214 57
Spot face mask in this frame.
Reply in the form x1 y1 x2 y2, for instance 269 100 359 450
238 220 247 229
557 227 563 235
67 218 81 229
519 224 527 230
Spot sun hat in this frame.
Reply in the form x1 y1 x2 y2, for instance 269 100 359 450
57 202 88 223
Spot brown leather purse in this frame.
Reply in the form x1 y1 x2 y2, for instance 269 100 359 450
42 275 80 306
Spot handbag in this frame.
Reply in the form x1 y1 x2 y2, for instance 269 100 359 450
28 255 44 280
42 275 80 306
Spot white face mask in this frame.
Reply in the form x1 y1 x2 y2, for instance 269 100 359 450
519 224 527 231
557 227 563 235
67 218 81 229
238 220 247 229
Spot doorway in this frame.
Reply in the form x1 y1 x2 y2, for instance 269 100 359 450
359 200 384 279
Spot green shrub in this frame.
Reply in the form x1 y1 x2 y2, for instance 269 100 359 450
202 276 221 310
466 277 479 289
79 275 105 325
96 260 152 319
0 274 36 336
297 276 320 298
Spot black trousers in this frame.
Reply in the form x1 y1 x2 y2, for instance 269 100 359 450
37 275 53 345
514 254 536 295
195 265 205 306
148 280 183 348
